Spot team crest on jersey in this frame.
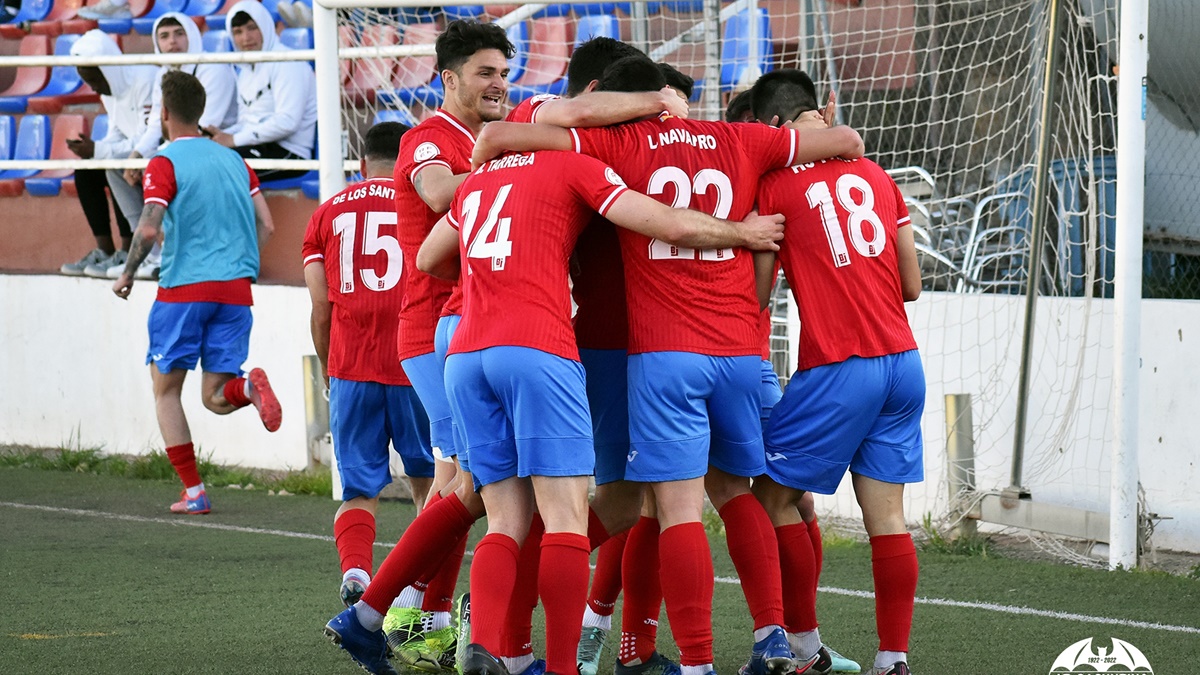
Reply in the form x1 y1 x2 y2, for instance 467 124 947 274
531 93 558 104
605 167 625 187
414 142 440 163
657 110 674 122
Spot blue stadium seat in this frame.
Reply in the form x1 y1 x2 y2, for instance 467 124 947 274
132 0 190 35
574 13 619 42
570 3 616 15
612 2 660 14
279 26 312 50
442 5 483 21
203 29 231 52
185 0 225 17
374 108 418 127
505 21 530 85
0 116 15 163
26 113 85 196
720 7 772 91
259 127 317 192
91 113 108 140
0 33 83 113
0 114 50 195
534 4 571 18
377 74 442 109
661 0 702 12
1 0 53 31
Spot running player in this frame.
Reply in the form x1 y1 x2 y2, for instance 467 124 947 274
111 70 280 515
302 122 436 609
749 70 924 675
414 143 785 675
472 55 865 675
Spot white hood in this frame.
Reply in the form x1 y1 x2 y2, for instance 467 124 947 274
70 30 156 159
226 0 280 52
151 11 204 55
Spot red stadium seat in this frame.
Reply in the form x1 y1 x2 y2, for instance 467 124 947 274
338 25 355 86
0 36 52 104
352 24 398 90
394 21 438 89
25 113 86 196
25 34 101 114
513 18 570 86
29 0 95 36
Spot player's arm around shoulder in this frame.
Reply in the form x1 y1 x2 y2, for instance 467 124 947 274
787 112 865 163
534 89 687 128
605 189 785 252
472 122 573 169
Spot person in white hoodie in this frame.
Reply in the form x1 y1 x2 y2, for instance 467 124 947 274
61 30 156 278
124 13 238 186
205 0 317 181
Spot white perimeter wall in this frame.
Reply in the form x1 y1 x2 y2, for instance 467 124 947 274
2 276 1198 552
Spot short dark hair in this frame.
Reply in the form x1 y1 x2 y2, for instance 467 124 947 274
161 70 206 126
566 37 641 97
229 10 254 29
435 20 515 74
364 122 409 163
597 55 665 94
725 89 754 122
156 15 183 32
657 62 694 100
749 69 819 125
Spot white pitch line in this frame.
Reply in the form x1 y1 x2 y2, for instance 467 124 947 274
6 500 1199 636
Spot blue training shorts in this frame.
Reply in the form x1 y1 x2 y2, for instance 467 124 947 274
433 314 470 473
763 350 926 494
330 377 435 500
444 346 594 489
579 348 629 485
760 359 783 432
402 343 457 461
146 300 251 374
626 351 765 483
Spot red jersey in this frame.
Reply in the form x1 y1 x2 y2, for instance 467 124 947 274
302 178 410 386
757 157 917 370
505 93 558 124
446 150 628 360
393 109 476 360
570 117 800 356
572 218 627 350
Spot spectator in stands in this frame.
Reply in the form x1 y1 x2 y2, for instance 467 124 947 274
78 0 131 20
124 13 238 191
61 30 156 279
205 0 317 181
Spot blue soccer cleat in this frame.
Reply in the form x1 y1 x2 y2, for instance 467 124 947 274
744 627 797 675
614 652 682 675
325 605 400 675
513 658 546 675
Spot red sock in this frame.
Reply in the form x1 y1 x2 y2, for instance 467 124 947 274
222 377 251 408
619 517 661 665
870 533 918 652
360 492 478 614
470 533 521 655
659 522 714 666
587 507 610 551
775 523 818 633
422 532 468 613
807 517 824 592
423 489 443 514
539 532 591 675
334 508 376 574
500 515 544 659
587 531 627 615
718 494 785 630
165 443 202 489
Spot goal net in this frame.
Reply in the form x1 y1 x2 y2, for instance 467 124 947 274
333 0 1122 559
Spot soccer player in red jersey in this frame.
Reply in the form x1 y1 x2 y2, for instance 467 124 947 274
748 71 925 675
413 142 784 675
473 56 865 675
111 71 280 517
302 122 436 617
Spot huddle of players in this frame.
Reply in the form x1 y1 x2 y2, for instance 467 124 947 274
308 18 924 675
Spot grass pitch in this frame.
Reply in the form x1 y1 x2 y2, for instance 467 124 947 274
1 467 1197 675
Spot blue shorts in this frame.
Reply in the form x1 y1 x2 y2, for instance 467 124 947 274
626 352 765 482
330 378 436 500
760 359 782 432
434 314 470 473
580 349 629 485
764 350 926 494
146 301 251 374
444 346 594 488
402 347 457 461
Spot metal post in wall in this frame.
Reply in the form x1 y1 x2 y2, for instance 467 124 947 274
945 394 978 539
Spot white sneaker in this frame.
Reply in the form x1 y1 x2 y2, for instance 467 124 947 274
84 250 126 278
135 258 160 281
61 248 109 276
77 0 133 19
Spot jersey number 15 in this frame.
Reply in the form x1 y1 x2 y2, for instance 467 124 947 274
331 211 403 293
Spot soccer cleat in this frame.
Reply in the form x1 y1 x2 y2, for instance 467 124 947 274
421 625 458 673
823 646 860 674
512 659 546 675
576 625 608 675
461 643 508 675
614 652 682 675
84 250 126 278
864 664 909 675
453 593 471 675
77 0 132 18
247 368 282 432
743 627 796 675
325 605 401 675
341 576 369 608
169 489 211 515
383 606 427 663
61 249 108 276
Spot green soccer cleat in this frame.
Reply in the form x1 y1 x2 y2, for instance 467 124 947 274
424 625 458 672
383 607 428 666
454 594 471 675
576 625 609 675
824 646 860 674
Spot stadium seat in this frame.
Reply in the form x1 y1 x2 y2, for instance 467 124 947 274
346 24 398 103
25 113 85 195
720 7 772 91
131 0 189 35
25 34 100 114
0 35 51 113
61 112 103 196
337 24 354 85
0 114 50 196
505 17 570 100
504 20 529 84
203 28 232 52
0 115 15 163
95 0 151 34
611 2 660 14
185 0 225 18
0 0 53 38
443 5 484 21
574 13 619 43
279 26 312 50
374 108 418 127
35 0 99 36
570 3 616 15
661 0 702 12
374 21 439 108
259 126 316 192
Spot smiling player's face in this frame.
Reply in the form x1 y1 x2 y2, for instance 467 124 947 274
448 49 510 124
